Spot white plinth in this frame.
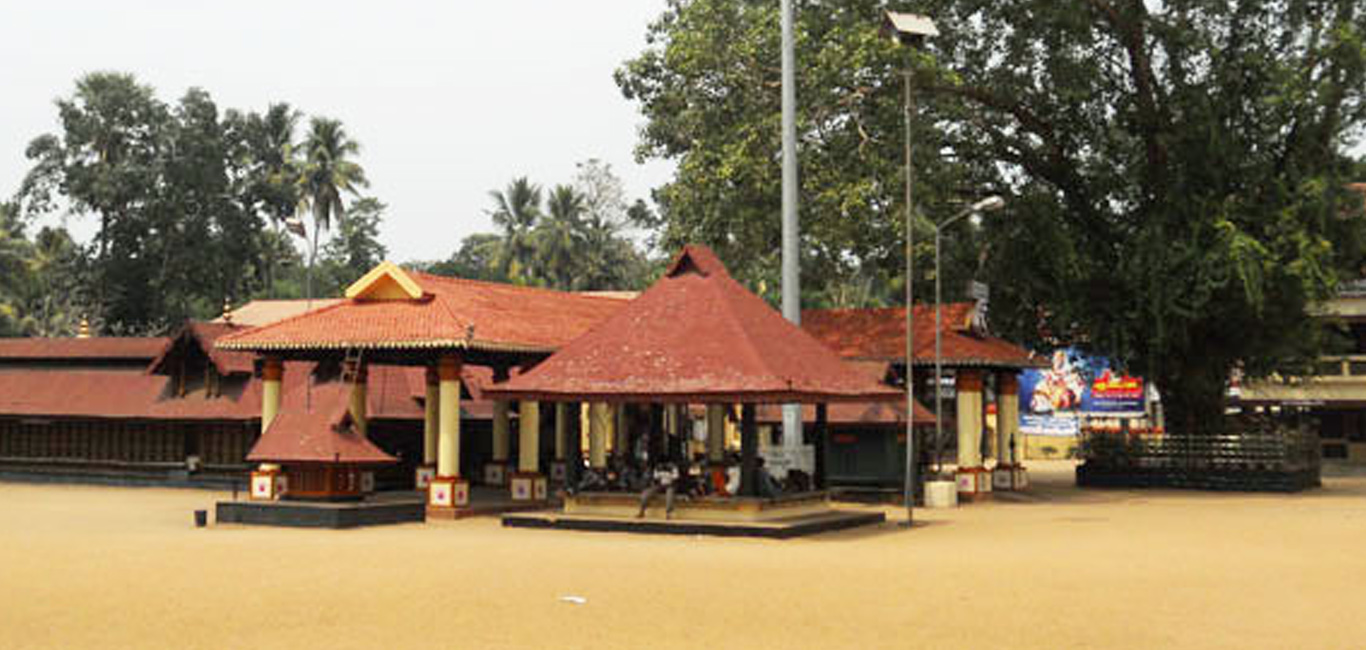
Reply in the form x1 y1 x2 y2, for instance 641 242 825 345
925 480 958 508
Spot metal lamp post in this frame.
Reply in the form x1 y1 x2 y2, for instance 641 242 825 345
882 11 938 527
932 196 1005 475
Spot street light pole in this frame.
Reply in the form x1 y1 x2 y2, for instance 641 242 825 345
882 10 938 528
933 196 1005 474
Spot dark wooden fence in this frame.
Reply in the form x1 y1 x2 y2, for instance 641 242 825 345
1076 418 1320 492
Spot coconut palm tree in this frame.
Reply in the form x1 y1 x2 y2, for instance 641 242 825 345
534 184 587 289
487 177 542 283
298 117 367 299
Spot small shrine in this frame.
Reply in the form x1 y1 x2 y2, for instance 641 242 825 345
246 388 397 501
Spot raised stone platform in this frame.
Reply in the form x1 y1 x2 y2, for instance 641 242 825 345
503 490 885 539
502 509 884 539
216 495 425 529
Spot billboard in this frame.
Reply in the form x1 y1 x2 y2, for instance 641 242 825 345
1019 348 1147 436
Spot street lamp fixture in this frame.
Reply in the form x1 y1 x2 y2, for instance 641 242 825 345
882 9 937 527
933 196 1006 476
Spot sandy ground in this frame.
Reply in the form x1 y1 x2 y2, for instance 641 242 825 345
2 462 1365 650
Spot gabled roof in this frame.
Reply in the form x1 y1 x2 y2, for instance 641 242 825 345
216 269 630 353
802 305 1042 369
247 385 396 465
148 322 256 376
487 246 902 404
0 337 168 362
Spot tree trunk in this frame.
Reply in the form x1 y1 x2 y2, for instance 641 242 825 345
1156 367 1229 437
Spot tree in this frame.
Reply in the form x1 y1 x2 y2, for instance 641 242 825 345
533 184 587 289
0 203 30 336
318 197 388 293
232 103 302 296
298 117 368 299
487 177 544 284
911 0 1366 434
421 233 506 281
621 0 1366 434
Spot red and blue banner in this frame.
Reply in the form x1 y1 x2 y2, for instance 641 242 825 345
1019 348 1147 436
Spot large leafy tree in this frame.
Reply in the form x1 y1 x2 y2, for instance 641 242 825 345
232 103 302 296
317 196 389 293
534 184 588 289
298 117 368 299
915 0 1366 433
621 0 1366 434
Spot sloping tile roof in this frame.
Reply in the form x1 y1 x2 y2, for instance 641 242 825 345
0 337 169 361
216 271 630 353
247 384 396 464
802 305 1042 369
214 299 344 327
755 399 935 426
0 361 420 422
487 246 903 404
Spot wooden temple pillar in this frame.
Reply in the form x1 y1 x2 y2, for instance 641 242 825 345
428 355 470 511
705 403 728 493
814 403 828 490
250 356 286 501
994 372 1028 491
955 370 991 500
739 403 758 497
416 365 439 489
511 400 547 501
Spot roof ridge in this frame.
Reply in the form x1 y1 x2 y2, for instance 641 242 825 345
215 299 352 349
409 270 633 305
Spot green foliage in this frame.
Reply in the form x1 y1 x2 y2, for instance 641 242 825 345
622 0 1366 433
429 163 654 291
12 72 381 330
316 197 389 294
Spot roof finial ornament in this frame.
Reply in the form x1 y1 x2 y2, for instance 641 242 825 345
77 316 90 339
222 298 234 325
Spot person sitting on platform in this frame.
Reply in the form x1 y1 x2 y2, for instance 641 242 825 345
754 456 783 499
636 461 681 519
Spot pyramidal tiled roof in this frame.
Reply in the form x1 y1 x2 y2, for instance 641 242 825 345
486 245 901 404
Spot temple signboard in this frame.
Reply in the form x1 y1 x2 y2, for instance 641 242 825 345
1019 348 1147 436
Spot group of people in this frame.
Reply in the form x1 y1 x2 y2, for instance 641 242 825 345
570 452 798 519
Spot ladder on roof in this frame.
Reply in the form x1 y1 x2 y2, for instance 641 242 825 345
341 347 364 385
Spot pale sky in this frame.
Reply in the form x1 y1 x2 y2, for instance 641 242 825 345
0 1 674 263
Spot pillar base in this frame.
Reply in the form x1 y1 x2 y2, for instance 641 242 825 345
992 464 1015 491
510 472 548 502
250 469 285 501
483 462 509 486
428 475 470 509
549 461 567 483
955 467 992 501
414 464 436 490
1013 466 1030 490
360 471 376 494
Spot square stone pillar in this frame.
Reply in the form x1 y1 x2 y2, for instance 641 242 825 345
486 400 511 486
588 402 610 469
955 370 991 500
511 400 547 501
260 356 284 434
429 355 470 512
550 402 569 483
416 365 439 489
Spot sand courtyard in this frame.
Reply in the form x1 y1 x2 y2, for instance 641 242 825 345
2 461 1365 650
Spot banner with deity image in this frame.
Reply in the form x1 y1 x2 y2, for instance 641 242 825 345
1019 348 1147 436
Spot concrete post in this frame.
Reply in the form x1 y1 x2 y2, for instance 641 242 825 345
554 402 568 461
260 356 283 434
955 370 988 499
428 355 469 511
512 400 545 500
706 404 726 463
492 401 511 462
346 360 367 439
416 365 439 489
437 357 462 478
589 402 610 469
998 372 1026 490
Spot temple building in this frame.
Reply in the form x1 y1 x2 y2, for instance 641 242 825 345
802 303 1042 497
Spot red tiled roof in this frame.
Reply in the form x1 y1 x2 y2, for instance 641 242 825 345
802 305 1041 369
487 246 903 404
0 337 169 361
216 271 630 353
148 322 257 376
0 361 420 422
247 384 396 465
